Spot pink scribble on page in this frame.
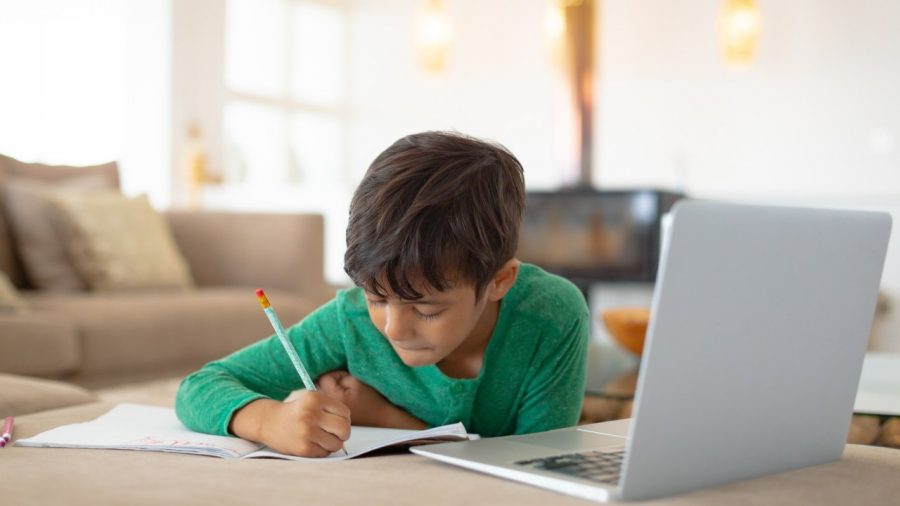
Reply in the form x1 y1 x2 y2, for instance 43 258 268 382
125 436 243 458
128 436 221 448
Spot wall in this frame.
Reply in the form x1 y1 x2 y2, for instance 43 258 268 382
595 0 900 350
346 0 570 190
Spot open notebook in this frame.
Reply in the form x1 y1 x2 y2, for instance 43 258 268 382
15 403 472 461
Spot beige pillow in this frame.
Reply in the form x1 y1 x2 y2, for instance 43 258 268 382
0 271 25 313
0 154 120 288
50 191 194 291
3 177 111 291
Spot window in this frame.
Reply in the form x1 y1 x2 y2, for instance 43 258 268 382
222 0 347 189
0 0 169 204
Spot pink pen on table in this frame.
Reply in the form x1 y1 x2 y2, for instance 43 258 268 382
1 416 13 448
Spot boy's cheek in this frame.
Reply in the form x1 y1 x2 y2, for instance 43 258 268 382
367 312 386 335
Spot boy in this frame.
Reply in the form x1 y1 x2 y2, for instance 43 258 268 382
175 131 589 457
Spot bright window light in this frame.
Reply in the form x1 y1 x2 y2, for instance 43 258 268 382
225 0 288 96
0 0 170 205
223 101 288 185
223 0 348 188
289 111 344 185
290 2 345 106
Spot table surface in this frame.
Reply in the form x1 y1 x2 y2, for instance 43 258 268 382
4 402 900 505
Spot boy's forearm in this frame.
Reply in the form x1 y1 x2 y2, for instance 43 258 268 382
379 403 428 430
229 398 279 441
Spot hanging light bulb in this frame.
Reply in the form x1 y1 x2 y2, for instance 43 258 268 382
415 0 452 73
719 0 762 67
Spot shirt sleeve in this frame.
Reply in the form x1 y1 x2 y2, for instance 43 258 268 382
174 297 348 436
514 308 590 434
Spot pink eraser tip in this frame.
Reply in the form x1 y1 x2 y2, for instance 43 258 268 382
255 289 265 297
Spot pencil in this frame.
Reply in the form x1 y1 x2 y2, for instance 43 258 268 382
255 289 347 456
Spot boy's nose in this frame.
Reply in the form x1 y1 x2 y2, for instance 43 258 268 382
383 306 414 342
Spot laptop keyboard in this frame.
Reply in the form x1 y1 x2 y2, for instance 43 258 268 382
514 448 625 485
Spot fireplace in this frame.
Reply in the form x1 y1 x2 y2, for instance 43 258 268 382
518 188 683 298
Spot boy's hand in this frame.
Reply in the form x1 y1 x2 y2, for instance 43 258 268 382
229 392 350 458
316 370 391 427
317 370 427 430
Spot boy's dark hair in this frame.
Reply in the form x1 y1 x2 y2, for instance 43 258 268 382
344 131 525 301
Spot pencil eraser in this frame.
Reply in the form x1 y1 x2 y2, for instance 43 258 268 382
255 289 271 309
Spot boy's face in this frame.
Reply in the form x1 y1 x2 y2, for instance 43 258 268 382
364 261 519 368
364 283 490 367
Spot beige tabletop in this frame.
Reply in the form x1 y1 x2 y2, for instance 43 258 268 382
4 402 900 505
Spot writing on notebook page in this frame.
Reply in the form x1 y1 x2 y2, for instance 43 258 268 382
127 437 225 449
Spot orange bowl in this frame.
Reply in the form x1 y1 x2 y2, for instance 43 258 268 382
601 307 651 356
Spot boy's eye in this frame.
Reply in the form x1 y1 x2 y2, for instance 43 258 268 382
413 307 443 321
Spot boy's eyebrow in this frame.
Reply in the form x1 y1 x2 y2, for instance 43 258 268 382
399 299 446 305
364 292 448 305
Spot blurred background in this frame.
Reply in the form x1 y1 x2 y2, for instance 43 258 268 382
1 0 898 385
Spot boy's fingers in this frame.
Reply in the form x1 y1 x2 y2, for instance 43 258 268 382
320 410 352 442
311 429 345 454
338 373 357 388
317 374 337 392
300 439 333 458
321 396 352 420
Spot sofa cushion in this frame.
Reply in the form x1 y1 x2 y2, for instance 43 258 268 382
49 191 194 291
3 178 111 291
0 271 25 313
0 155 120 288
24 288 322 385
0 313 80 377
0 373 96 416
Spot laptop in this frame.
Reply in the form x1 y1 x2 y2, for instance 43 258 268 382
412 201 892 502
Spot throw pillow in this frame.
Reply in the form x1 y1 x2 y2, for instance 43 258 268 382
0 154 120 288
0 271 25 313
3 177 111 291
50 191 194 291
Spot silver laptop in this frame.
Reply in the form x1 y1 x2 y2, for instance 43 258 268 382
412 201 892 502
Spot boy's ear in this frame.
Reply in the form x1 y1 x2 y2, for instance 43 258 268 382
486 258 520 302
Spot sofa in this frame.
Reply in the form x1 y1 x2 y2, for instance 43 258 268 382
0 155 335 390
4 400 900 505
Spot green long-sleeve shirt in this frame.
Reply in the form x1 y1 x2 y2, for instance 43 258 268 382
175 263 589 437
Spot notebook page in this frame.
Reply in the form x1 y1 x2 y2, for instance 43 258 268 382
15 403 262 458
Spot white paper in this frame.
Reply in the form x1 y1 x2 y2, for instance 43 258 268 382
854 352 900 416
15 404 261 458
15 403 470 461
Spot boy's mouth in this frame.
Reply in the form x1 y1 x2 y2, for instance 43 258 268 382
390 341 431 352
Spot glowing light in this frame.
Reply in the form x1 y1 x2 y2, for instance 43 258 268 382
415 0 452 73
719 0 762 68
